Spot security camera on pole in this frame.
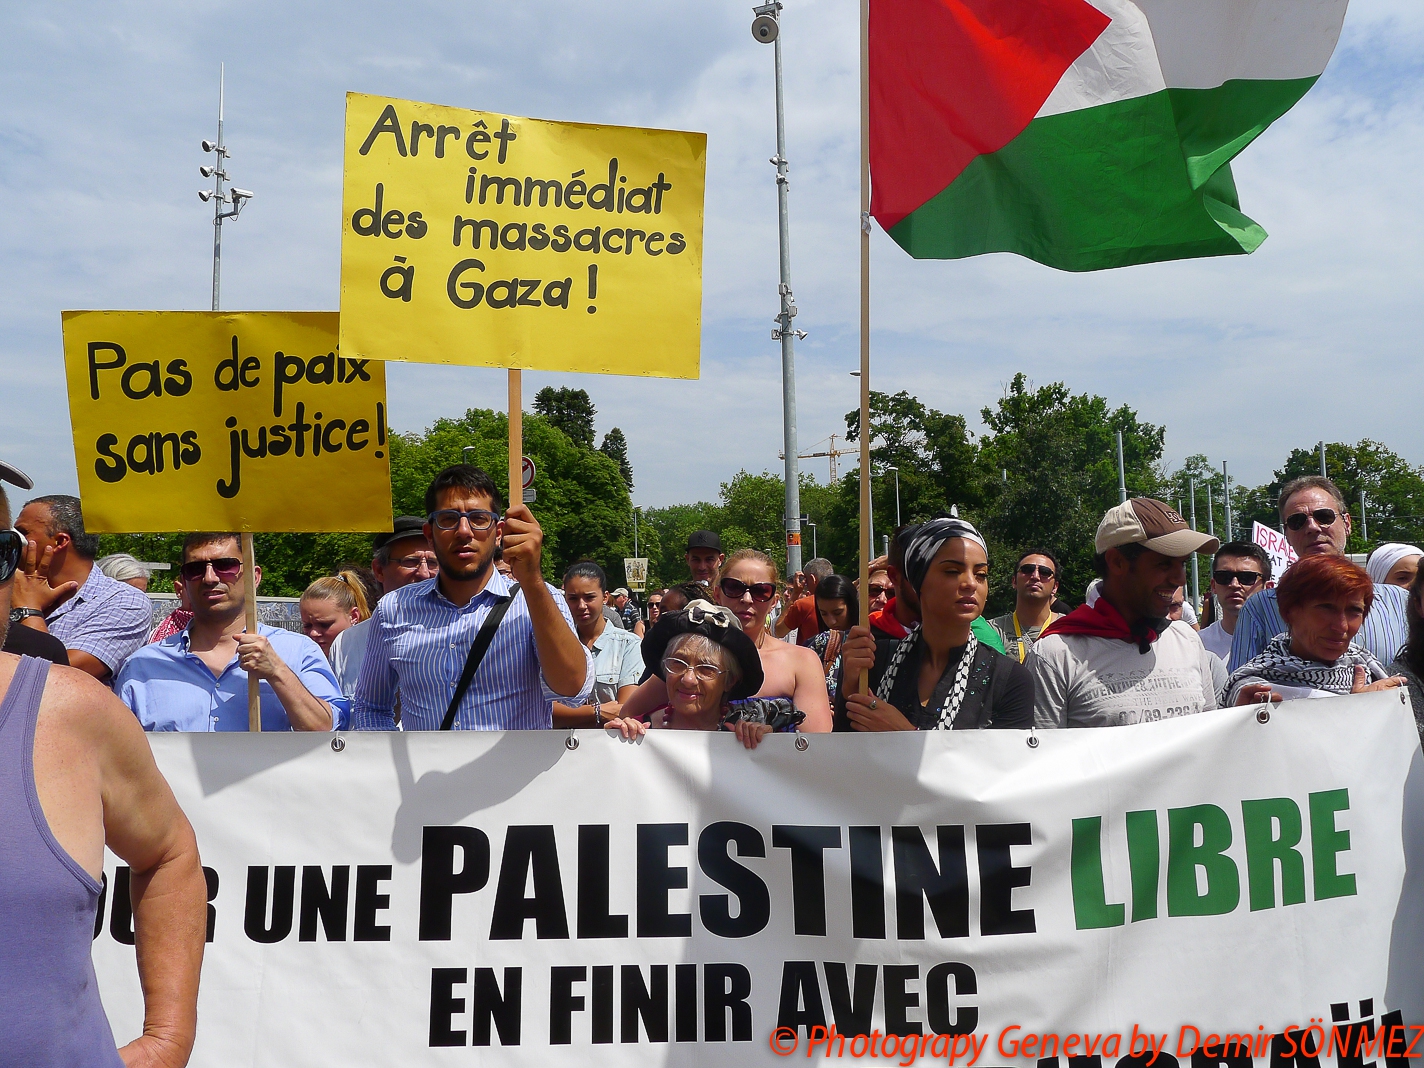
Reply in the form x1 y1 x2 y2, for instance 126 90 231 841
753 1 809 577
199 63 261 730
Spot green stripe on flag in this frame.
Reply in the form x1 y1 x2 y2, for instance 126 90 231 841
887 78 1318 272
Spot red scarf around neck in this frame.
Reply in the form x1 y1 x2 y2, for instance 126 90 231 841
1040 596 1160 653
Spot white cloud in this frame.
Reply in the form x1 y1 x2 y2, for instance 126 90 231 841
1 0 1420 513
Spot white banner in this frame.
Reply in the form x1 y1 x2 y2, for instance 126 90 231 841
94 693 1424 1066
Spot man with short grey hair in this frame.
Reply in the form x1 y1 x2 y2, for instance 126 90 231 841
11 493 151 683
1227 475 1409 670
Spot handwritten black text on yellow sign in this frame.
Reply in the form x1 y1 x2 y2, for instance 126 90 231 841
61 311 391 533
339 93 705 377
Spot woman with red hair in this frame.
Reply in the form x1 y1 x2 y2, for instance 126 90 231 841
1225 554 1406 703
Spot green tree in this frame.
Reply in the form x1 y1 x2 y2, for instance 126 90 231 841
836 390 983 572
599 427 634 489
532 386 597 448
975 374 1166 614
641 501 720 589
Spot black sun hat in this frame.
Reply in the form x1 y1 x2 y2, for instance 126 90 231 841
640 600 764 701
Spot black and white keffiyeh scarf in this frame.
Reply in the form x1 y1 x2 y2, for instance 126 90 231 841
875 624 978 730
1224 633 1387 703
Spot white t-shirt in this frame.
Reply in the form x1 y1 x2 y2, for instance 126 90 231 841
1030 620 1219 728
329 616 372 697
1198 619 1233 661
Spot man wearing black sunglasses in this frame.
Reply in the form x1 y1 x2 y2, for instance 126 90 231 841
115 533 344 732
989 548 1062 664
1228 476 1410 672
1198 541 1271 662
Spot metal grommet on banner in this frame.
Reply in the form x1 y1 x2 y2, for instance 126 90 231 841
565 732 580 751
1026 733 1039 749
1256 707 1271 724
795 736 809 752
330 737 345 752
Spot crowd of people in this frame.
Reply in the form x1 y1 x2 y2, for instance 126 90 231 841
4 456 1423 1066
3 459 1423 748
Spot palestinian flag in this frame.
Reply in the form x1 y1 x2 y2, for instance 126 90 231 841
870 0 1349 271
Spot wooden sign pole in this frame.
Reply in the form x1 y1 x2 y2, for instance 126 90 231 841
508 369 522 511
857 0 872 695
242 532 261 731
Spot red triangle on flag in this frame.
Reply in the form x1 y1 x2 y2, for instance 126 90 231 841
870 0 1110 231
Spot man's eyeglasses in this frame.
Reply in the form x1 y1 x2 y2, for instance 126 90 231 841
1018 564 1056 580
1284 508 1339 531
429 509 500 532
664 656 725 683
867 583 894 598
391 553 438 571
0 529 23 583
719 576 776 603
1212 569 1264 587
180 557 242 583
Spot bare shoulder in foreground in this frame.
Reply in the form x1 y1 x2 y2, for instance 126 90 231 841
20 656 208 1068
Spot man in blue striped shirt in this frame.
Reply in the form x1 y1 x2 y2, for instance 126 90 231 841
1229 476 1409 670
351 465 593 730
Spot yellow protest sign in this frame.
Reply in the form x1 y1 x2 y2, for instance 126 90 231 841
61 311 391 533
339 92 705 377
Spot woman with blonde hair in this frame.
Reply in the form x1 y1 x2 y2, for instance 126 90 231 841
299 571 370 660
615 548 833 731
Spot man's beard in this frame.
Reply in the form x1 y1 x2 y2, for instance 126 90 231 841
437 545 492 583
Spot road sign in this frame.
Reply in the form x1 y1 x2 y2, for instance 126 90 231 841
624 558 649 593
523 487 536 504
522 456 536 490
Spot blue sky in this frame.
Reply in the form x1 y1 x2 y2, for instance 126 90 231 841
3 1 1422 510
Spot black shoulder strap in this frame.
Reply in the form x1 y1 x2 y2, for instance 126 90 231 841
440 595 515 731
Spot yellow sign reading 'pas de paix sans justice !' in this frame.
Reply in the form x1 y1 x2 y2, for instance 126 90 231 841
61 311 391 533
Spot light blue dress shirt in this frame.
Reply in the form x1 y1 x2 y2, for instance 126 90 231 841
1228 582 1411 672
114 623 346 732
351 571 594 731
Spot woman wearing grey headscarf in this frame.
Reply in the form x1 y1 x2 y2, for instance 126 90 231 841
834 518 1034 732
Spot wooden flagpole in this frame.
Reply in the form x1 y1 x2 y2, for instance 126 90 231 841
857 0 872 694
242 532 260 731
508 369 523 511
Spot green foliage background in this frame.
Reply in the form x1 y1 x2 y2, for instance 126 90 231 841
98 380 1424 609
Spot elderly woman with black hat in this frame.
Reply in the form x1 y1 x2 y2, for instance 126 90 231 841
836 518 1034 731
604 600 796 749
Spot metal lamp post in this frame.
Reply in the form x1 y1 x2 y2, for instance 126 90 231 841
886 465 900 529
753 2 809 577
801 516 817 560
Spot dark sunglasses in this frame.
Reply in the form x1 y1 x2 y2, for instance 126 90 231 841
867 583 894 597
180 557 242 582
719 576 777 603
1018 564 1056 580
1284 508 1339 531
0 529 22 583
429 508 500 532
1212 569 1263 587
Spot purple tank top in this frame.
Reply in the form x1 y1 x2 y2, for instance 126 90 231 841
0 655 125 1066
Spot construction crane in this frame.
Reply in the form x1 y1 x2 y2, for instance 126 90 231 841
780 433 857 482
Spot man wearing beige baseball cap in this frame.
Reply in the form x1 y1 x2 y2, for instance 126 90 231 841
1030 498 1269 727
